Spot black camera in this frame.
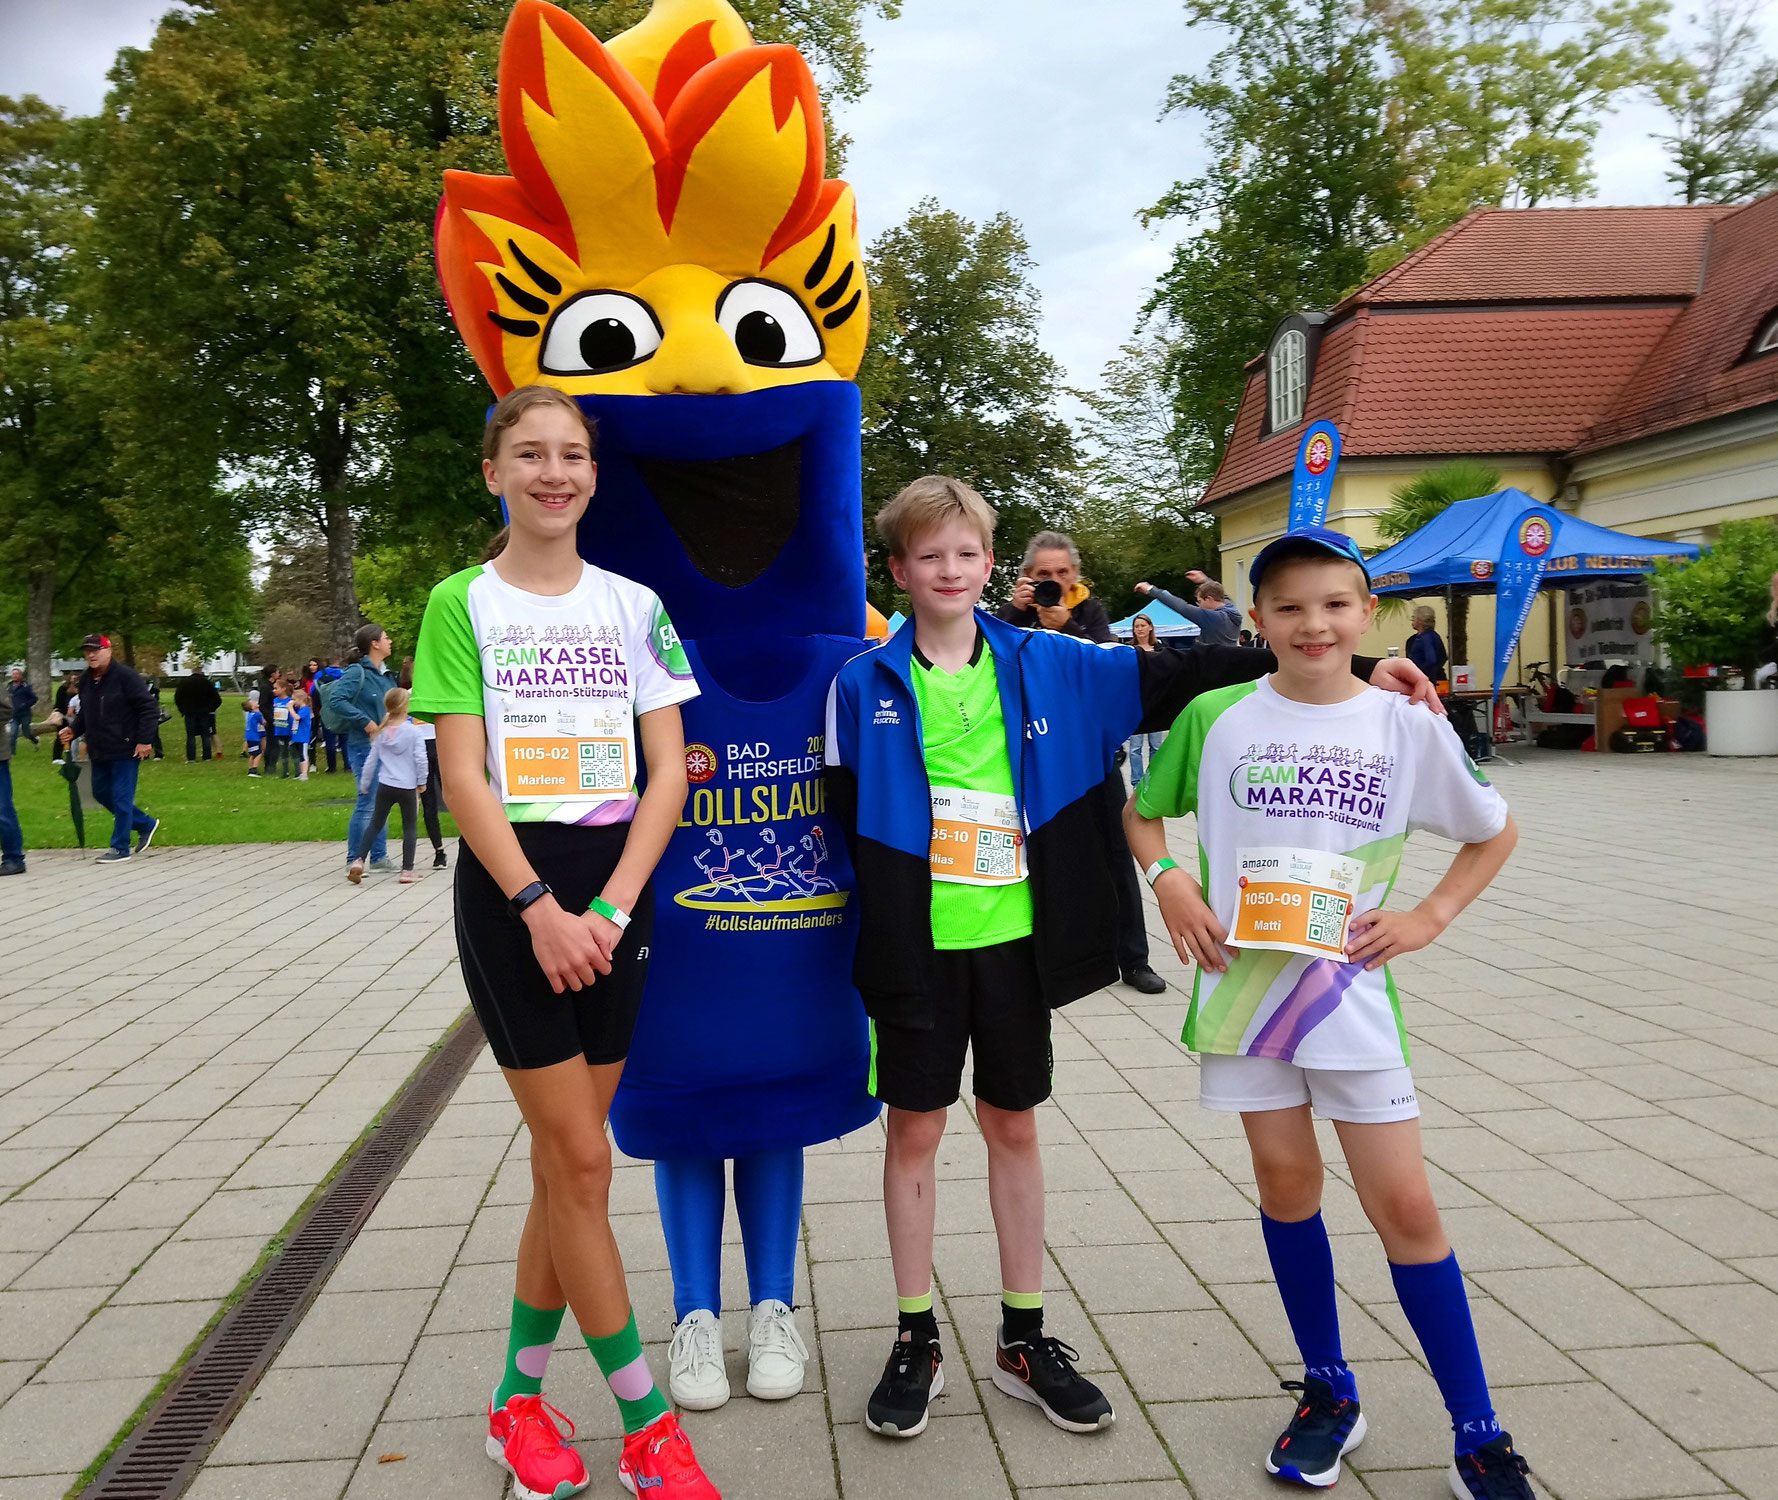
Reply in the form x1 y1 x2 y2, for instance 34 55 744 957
1032 579 1063 609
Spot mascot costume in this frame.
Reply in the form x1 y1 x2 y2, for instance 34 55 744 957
437 0 879 1408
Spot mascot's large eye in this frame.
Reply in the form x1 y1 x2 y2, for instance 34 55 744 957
539 291 663 375
716 280 823 367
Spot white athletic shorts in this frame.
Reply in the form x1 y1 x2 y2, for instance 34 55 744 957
1198 1054 1420 1124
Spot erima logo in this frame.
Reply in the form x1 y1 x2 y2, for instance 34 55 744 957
872 697 901 727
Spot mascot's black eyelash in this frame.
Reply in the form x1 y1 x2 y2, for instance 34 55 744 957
486 241 561 334
509 241 562 296
802 225 861 330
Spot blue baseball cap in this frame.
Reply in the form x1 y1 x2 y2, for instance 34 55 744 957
1249 526 1371 591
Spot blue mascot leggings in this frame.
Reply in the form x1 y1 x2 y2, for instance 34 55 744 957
654 1149 804 1319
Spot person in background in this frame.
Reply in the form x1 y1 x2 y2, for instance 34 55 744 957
271 679 294 775
1239 629 1255 647
144 675 166 759
314 657 345 772
1134 570 1243 648
399 657 447 869
59 633 161 863
1124 614 1170 785
0 698 24 875
256 664 281 775
9 668 39 753
348 687 428 884
50 673 77 765
174 664 222 762
1407 605 1448 682
244 695 265 776
290 688 314 780
998 531 1167 997
339 624 398 873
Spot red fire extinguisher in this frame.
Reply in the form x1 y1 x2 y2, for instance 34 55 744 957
1493 697 1516 742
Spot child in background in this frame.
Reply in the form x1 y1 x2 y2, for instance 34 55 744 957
348 687 428 884
399 656 448 869
244 695 265 777
290 689 313 781
1124 527 1533 1498
271 682 293 776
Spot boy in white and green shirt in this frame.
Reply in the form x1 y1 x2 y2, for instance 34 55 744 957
1125 527 1536 1500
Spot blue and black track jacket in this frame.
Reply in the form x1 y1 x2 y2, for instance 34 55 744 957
824 608 1382 1028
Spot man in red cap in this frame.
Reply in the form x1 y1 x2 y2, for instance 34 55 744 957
59 634 162 863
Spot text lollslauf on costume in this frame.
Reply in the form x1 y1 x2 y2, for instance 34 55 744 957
436 0 878 1334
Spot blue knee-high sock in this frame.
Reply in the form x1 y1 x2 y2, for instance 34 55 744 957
654 1156 725 1321
733 1146 803 1308
1261 1212 1357 1403
1390 1254 1499 1454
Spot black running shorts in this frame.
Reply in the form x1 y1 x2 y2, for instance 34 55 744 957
454 821 654 1071
869 937 1052 1113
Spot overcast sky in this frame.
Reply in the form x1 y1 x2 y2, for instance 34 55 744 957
4 0 1772 393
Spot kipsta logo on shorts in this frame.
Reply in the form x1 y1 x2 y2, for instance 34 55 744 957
872 698 900 727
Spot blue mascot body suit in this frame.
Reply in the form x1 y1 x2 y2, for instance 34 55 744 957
436 0 878 1359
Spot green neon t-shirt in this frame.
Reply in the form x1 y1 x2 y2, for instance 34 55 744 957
911 633 1034 950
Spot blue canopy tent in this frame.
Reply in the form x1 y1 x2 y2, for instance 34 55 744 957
1110 598 1203 642
1366 488 1699 708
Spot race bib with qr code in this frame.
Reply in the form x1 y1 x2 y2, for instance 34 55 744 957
1230 846 1365 960
498 702 635 805
929 783 1026 886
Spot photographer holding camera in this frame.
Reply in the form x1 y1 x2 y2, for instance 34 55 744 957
1001 532 1116 642
997 531 1168 996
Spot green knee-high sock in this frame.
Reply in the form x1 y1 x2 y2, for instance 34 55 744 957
586 1309 670 1434
494 1296 567 1409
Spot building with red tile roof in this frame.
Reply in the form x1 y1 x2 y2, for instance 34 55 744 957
1200 194 1778 681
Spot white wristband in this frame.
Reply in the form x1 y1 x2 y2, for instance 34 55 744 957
1144 857 1181 887
587 897 631 930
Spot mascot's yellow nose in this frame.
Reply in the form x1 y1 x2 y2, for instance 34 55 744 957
637 264 753 395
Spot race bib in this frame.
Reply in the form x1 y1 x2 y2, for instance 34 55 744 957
929 784 1025 886
499 703 635 804
1231 846 1365 960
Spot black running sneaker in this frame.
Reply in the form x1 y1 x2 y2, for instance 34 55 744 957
865 1333 944 1438
1450 1434 1537 1500
993 1331 1115 1432
1266 1377 1367 1487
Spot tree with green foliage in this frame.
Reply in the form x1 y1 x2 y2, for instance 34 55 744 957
859 199 1079 607
83 0 898 657
1371 0 1681 267
1651 518 1778 678
1656 0 1778 202
1141 0 1412 488
1372 458 1502 662
1072 335 1221 616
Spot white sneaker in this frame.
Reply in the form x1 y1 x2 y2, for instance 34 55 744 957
745 1299 808 1401
667 1308 729 1411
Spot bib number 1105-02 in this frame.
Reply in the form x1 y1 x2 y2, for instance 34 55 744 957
503 736 633 801
929 784 1026 886
1230 846 1365 961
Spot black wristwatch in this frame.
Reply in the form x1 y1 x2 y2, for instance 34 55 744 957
508 880 553 920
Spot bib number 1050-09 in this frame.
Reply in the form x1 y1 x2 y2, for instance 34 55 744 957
1230 846 1365 961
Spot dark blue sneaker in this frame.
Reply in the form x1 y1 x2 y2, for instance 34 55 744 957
1450 1434 1537 1500
95 848 132 865
1266 1377 1366 1487
138 816 161 852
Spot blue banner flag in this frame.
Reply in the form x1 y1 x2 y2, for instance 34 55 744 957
1288 422 1342 529
1492 507 1559 707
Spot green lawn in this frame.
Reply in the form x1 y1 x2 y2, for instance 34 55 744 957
9 699 457 849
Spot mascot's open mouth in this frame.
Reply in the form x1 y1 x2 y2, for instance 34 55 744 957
633 441 802 589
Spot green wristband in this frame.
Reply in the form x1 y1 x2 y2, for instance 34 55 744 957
587 896 631 931
1144 857 1181 888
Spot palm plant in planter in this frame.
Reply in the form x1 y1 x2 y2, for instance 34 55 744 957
1651 519 1778 754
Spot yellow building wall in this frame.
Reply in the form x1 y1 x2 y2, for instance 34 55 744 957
1572 426 1778 540
1209 462 1563 691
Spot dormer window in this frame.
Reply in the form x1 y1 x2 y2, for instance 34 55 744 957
1269 328 1307 429
1753 309 1778 358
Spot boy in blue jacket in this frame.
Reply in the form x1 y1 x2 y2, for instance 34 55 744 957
824 476 1437 1442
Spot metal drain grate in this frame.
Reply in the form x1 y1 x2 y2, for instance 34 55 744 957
80 1011 488 1500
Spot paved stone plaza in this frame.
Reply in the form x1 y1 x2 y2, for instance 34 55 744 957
2 750 1775 1500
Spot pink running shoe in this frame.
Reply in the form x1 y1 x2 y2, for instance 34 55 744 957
618 1412 721 1499
486 1393 589 1500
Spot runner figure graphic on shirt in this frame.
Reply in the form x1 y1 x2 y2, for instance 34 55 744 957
694 831 746 897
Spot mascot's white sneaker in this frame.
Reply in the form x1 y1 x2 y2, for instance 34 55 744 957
668 1309 730 1410
746 1299 809 1401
